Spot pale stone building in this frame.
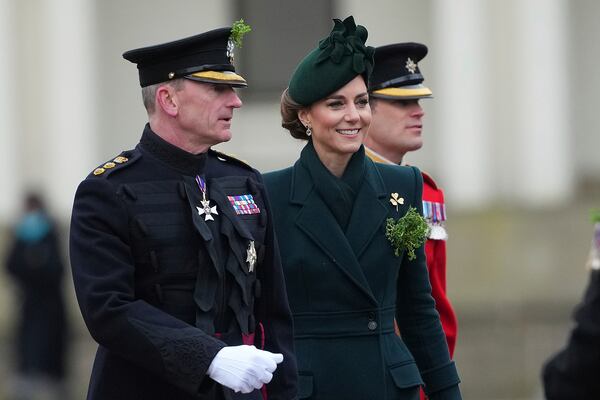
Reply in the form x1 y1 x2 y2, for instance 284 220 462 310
0 1 599 399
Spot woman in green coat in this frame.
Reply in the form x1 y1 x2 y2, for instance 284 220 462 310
263 16 461 400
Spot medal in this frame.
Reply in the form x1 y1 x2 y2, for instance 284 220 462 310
246 241 257 272
227 194 261 215
422 200 448 241
195 175 218 221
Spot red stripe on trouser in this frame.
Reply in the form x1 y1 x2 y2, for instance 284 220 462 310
257 323 267 400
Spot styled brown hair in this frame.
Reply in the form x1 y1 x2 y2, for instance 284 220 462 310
280 88 310 140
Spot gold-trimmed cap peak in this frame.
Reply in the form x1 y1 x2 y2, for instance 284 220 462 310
186 70 247 87
371 84 432 100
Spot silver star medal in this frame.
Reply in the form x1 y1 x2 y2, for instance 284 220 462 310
195 175 218 221
246 241 257 272
197 199 218 221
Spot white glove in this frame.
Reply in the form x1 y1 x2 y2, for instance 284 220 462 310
207 345 283 393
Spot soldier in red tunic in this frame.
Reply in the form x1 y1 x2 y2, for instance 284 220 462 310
364 43 458 367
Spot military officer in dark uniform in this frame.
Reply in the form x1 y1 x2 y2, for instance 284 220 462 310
69 23 297 400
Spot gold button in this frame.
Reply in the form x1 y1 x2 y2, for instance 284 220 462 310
113 156 128 164
103 162 116 169
93 167 105 176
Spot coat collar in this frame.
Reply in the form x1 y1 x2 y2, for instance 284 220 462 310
364 146 395 165
139 124 207 176
289 155 389 304
290 156 387 203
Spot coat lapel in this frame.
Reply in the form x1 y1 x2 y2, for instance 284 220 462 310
344 159 390 259
290 161 377 304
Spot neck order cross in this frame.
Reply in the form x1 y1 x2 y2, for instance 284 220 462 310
195 175 218 221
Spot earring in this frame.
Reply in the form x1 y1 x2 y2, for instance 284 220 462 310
306 125 312 137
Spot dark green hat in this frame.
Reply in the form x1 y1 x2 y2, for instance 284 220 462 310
122 23 250 88
288 16 375 106
369 42 432 100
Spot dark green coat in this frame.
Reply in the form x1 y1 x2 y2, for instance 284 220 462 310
264 151 460 400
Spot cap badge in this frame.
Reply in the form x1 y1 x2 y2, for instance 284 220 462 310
226 39 235 63
405 58 417 74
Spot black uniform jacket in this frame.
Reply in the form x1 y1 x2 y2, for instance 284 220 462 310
70 125 297 400
543 269 600 399
263 147 461 400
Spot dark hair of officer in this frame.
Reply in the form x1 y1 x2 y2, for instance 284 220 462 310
280 16 374 141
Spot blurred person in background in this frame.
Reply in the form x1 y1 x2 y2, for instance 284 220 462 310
264 16 461 400
542 212 600 399
4 193 68 400
364 43 458 400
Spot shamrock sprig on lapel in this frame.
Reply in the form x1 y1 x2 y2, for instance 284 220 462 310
385 206 429 260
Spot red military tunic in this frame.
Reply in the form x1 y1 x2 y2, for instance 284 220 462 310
365 147 458 358
421 171 457 357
